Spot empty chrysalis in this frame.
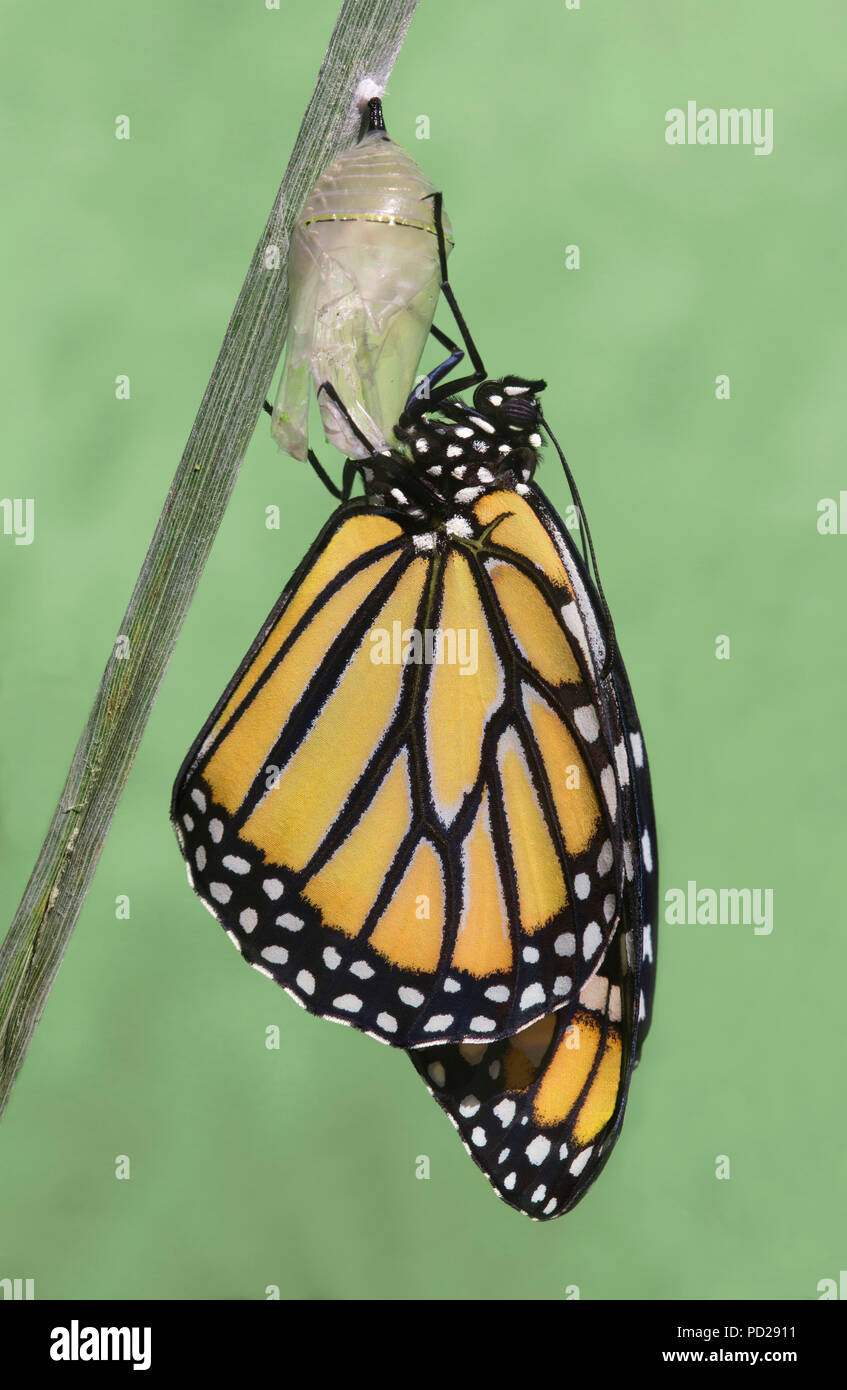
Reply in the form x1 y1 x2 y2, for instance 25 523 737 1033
271 98 452 461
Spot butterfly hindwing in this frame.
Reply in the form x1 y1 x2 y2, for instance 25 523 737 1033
412 905 636 1219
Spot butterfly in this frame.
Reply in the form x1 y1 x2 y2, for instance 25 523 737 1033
173 414 634 1042
172 100 657 1214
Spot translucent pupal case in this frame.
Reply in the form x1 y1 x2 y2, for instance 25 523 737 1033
271 110 452 461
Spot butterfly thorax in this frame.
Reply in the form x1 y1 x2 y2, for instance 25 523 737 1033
360 375 547 523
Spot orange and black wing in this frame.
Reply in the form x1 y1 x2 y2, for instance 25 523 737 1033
413 913 637 1219
172 488 636 1048
409 625 658 1218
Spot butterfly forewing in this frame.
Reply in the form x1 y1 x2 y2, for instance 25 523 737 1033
172 483 633 1048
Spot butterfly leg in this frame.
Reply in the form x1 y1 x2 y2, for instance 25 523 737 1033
264 381 377 458
403 322 466 414
402 191 488 424
263 396 346 501
315 380 377 456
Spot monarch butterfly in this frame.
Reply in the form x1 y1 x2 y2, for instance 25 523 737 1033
172 98 657 1217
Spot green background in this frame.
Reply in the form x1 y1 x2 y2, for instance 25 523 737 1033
1 0 844 1300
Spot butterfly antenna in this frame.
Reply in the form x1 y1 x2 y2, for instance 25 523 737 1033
539 412 619 680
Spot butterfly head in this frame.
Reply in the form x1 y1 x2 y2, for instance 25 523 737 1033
472 376 547 446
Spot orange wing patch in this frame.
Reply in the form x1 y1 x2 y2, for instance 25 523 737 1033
572 1029 623 1146
369 839 445 970
208 513 402 744
497 727 568 930
532 1010 604 1126
473 491 572 592
522 686 600 855
240 558 426 869
424 551 503 825
452 789 512 976
204 552 398 813
302 749 413 933
486 560 581 686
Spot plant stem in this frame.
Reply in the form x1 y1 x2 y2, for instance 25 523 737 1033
0 0 420 1122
